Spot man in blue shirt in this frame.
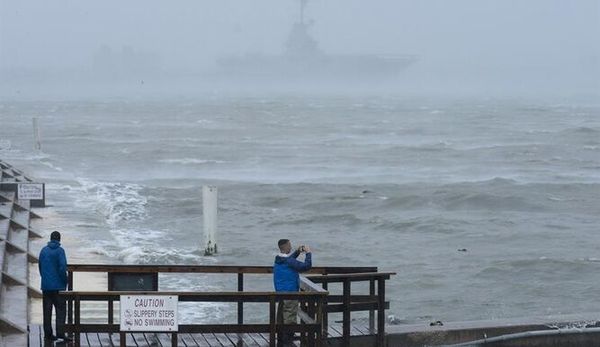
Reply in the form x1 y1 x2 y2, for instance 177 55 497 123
273 239 312 346
38 231 72 342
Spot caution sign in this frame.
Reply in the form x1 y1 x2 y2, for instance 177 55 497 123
120 295 178 332
17 183 44 200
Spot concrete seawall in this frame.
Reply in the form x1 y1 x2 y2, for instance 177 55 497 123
386 313 600 346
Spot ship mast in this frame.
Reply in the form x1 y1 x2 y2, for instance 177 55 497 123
300 0 307 24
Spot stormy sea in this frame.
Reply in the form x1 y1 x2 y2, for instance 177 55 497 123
1 95 599 324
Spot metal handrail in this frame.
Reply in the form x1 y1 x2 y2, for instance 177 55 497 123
435 326 600 347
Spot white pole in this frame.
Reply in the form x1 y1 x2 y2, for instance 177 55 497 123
203 185 218 255
32 117 41 151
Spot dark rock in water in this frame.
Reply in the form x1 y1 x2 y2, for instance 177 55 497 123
430 320 444 326
362 190 373 194
585 321 600 328
458 248 468 252
387 315 403 325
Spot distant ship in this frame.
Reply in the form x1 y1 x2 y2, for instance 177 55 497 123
215 0 417 85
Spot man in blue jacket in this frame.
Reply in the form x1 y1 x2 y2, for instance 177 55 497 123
273 239 312 346
39 231 71 342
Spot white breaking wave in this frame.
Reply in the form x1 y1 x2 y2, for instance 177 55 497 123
77 179 148 227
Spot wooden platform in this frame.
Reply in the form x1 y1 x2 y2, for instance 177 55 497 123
29 324 373 347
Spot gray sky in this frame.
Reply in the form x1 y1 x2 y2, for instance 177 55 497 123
1 0 598 95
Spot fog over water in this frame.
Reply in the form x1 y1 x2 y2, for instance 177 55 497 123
1 0 598 98
1 0 600 326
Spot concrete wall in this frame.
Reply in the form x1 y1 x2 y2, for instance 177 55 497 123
386 313 600 347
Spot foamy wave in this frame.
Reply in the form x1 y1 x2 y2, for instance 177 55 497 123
158 158 226 165
77 179 147 227
0 139 12 150
110 228 166 248
116 246 217 264
39 159 64 172
0 147 50 161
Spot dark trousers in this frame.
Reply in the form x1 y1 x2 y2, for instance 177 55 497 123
43 290 66 338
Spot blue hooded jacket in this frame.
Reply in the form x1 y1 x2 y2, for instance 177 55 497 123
38 240 68 291
273 250 312 292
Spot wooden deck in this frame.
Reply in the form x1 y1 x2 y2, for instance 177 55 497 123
29 324 373 346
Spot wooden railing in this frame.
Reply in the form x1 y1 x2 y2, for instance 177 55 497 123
61 290 327 347
65 265 377 326
63 264 394 346
306 272 394 346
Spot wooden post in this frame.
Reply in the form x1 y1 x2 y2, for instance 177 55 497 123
369 278 375 333
171 333 178 347
68 271 74 326
307 300 315 346
301 300 308 346
202 186 218 255
322 281 328 336
32 117 41 151
269 296 276 347
237 273 244 324
120 332 126 347
342 279 351 346
108 298 114 324
316 297 324 347
74 295 80 347
378 277 386 347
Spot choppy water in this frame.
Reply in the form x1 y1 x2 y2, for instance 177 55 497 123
1 95 599 325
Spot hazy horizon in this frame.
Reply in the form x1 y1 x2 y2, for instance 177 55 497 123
1 0 598 99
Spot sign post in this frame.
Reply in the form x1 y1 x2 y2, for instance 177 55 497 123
203 185 218 255
120 295 178 332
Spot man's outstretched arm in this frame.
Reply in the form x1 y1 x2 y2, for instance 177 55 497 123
286 252 312 272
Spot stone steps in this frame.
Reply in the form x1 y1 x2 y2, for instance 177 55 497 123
0 160 43 344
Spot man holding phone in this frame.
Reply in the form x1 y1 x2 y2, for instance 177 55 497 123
273 239 312 346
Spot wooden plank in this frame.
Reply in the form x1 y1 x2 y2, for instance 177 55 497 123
139 333 154 347
84 331 98 346
97 332 115 347
213 333 232 346
155 333 174 347
130 333 145 346
327 324 342 338
144 333 164 347
61 292 326 301
108 332 119 347
190 333 212 347
202 333 224 347
299 276 327 293
257 334 272 346
325 301 389 313
307 272 395 283
247 333 268 347
178 333 198 347
66 264 376 276
232 333 259 347
351 325 366 336
224 333 242 347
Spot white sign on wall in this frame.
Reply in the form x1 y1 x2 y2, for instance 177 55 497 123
120 295 178 332
17 183 44 200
